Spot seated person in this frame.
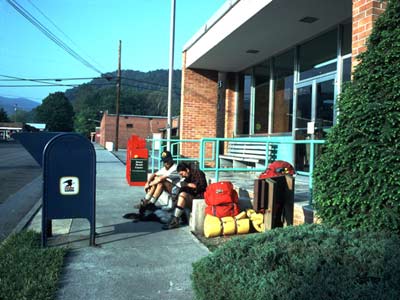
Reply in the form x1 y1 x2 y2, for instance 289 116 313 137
138 150 180 213
162 162 207 230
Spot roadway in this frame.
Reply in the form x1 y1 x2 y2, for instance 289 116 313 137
0 141 42 242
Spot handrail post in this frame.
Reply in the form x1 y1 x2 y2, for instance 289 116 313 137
199 139 204 169
309 140 315 206
151 139 155 174
215 140 220 182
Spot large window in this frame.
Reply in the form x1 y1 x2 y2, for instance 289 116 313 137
254 62 270 133
236 23 351 137
243 75 251 134
299 29 338 81
341 22 352 55
236 73 251 135
273 50 294 133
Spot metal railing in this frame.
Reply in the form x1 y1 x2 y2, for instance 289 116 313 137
147 137 325 204
147 138 215 173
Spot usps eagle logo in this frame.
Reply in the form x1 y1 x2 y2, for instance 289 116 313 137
60 176 79 195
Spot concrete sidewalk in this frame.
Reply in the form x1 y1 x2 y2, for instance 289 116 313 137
28 144 209 300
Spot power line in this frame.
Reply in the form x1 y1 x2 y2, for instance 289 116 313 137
0 84 79 87
0 75 100 82
0 82 180 94
0 73 181 91
0 74 77 87
26 0 105 71
121 76 181 90
6 0 103 74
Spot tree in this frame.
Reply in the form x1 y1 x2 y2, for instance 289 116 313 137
35 92 74 132
0 108 9 122
313 0 400 232
9 109 36 123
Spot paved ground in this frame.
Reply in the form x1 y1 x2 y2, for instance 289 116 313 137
6 141 310 299
0 141 41 204
0 141 42 242
28 144 209 300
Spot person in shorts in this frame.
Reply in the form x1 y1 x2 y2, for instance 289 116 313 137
162 162 207 230
137 150 179 213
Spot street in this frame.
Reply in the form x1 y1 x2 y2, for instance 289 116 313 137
0 141 42 242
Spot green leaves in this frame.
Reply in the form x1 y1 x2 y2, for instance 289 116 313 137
313 0 400 233
192 225 400 300
0 107 9 122
35 92 74 132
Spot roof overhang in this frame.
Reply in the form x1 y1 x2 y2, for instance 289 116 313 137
184 0 352 72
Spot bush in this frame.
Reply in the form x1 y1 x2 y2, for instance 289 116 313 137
313 0 400 232
192 225 400 300
0 231 67 300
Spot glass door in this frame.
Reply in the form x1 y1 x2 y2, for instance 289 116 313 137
294 74 335 173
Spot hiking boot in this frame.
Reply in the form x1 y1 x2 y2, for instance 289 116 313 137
134 199 149 209
138 201 157 215
162 216 180 230
145 203 157 212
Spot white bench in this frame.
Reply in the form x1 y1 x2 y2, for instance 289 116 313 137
219 142 276 168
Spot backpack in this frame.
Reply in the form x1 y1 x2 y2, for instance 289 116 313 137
259 160 295 179
204 181 240 218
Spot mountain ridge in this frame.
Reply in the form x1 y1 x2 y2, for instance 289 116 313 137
0 96 40 115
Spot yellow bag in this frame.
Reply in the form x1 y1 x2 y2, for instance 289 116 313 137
221 216 235 235
236 218 250 234
204 214 222 238
204 212 252 238
247 209 265 232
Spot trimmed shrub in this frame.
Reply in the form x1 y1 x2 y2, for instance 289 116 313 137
192 225 400 300
313 0 400 232
0 231 66 300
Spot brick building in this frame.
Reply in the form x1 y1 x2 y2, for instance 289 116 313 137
98 111 179 149
180 0 386 171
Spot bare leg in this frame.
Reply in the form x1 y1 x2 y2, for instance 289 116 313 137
176 192 188 208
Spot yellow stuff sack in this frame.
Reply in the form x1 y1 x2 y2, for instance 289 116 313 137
204 214 222 238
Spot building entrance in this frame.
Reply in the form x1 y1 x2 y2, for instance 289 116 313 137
294 74 336 173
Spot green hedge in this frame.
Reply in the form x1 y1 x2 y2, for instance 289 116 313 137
0 231 66 300
313 0 400 232
192 225 400 300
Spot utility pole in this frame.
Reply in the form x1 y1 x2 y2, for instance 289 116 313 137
167 0 176 151
115 40 121 152
14 104 18 123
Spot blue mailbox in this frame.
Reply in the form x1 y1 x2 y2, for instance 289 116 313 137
42 133 96 247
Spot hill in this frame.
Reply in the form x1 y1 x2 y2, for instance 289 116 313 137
0 96 40 115
66 69 182 136
65 69 181 107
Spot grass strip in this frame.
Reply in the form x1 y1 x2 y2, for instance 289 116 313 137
0 230 67 300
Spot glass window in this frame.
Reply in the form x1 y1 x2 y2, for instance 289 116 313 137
243 75 251 134
342 56 351 83
254 61 270 133
341 22 352 55
299 29 338 80
296 86 312 129
236 73 251 135
316 79 335 129
273 50 294 133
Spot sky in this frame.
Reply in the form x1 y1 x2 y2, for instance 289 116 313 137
0 0 226 102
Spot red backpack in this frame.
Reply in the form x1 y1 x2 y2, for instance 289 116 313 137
204 181 240 218
259 160 295 179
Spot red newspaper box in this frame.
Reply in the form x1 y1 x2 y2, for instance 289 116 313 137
126 135 148 186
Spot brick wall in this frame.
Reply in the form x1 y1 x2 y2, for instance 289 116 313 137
99 112 168 149
224 72 237 138
352 0 387 67
181 51 218 159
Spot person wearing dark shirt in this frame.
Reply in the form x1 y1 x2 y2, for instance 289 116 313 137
162 162 207 230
